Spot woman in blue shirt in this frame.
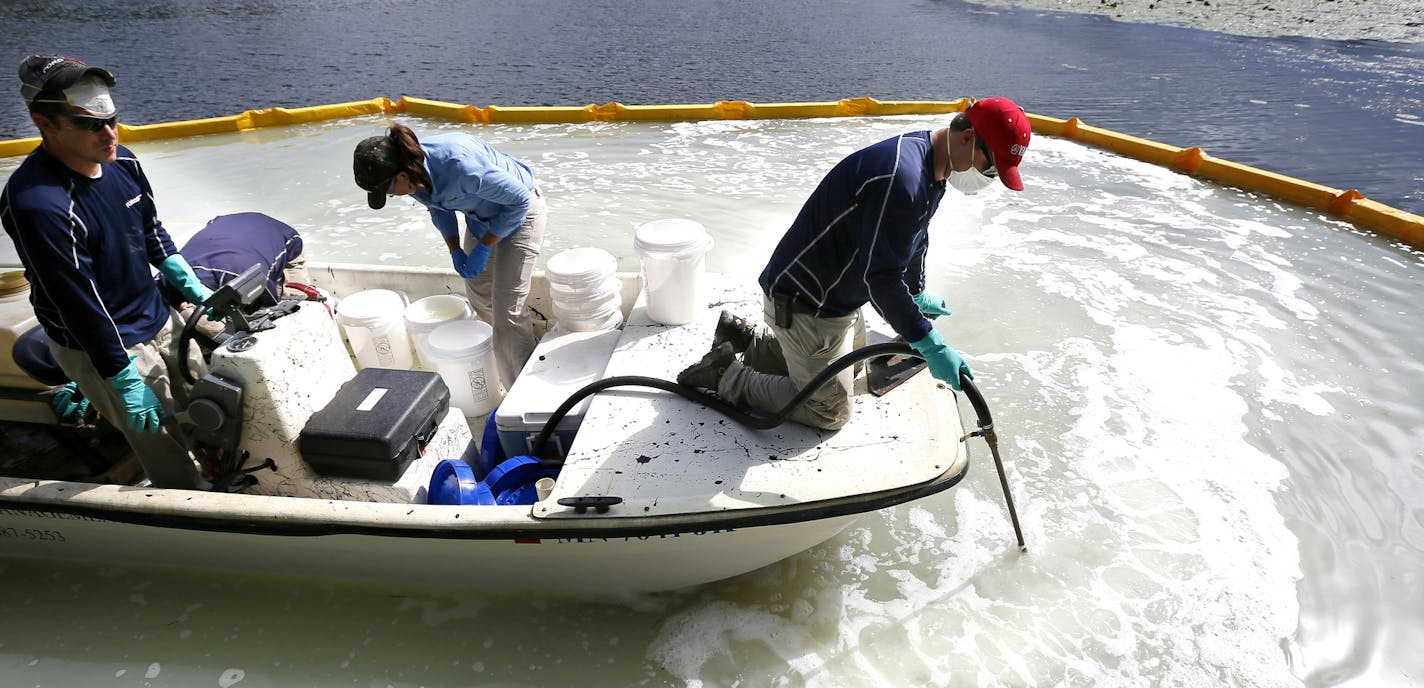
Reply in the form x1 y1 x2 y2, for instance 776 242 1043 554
353 124 546 392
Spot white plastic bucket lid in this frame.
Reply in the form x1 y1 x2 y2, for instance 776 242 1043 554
554 307 623 333
404 294 472 334
545 247 617 288
335 289 405 328
422 318 494 361
551 279 620 307
550 274 621 297
634 219 713 256
552 289 621 321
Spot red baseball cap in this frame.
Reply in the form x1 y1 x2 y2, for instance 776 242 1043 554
965 97 1031 191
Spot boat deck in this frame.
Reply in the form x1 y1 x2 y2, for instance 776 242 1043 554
537 279 967 520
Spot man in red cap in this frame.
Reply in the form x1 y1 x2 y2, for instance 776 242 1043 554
1 55 216 488
678 97 1032 430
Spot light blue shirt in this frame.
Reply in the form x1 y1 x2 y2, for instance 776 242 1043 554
410 133 536 242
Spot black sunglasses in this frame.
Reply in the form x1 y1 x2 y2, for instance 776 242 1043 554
66 114 118 132
974 134 997 177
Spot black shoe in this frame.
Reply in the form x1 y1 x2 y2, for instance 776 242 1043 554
712 310 757 353
677 341 735 390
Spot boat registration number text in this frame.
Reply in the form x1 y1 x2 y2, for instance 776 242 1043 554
0 526 66 542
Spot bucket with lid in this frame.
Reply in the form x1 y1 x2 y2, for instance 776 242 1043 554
334 289 414 369
419 318 503 418
550 274 621 299
545 247 617 291
633 219 714 326
546 247 623 331
551 287 622 330
403 294 473 366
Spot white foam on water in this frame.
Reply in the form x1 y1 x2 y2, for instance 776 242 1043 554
218 668 245 687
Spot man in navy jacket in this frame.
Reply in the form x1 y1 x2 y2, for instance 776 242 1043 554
14 211 310 407
1 56 216 488
679 97 1033 430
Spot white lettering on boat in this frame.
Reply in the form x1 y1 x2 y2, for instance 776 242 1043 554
0 508 103 522
555 529 736 544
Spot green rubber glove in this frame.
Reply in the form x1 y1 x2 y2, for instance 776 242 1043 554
912 291 953 319
49 381 90 423
908 329 972 391
106 360 163 432
158 254 215 309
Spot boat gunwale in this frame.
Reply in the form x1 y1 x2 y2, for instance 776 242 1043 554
0 451 969 540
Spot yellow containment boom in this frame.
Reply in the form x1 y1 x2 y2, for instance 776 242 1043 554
1 96 1419 248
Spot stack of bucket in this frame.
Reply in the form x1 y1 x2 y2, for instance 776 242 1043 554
545 247 623 332
634 219 714 326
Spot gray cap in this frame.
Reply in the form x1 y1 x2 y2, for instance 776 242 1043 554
19 55 114 105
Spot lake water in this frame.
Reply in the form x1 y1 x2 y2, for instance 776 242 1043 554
1 1 1422 687
1 0 1421 217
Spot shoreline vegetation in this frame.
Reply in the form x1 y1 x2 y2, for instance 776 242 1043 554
967 0 1424 42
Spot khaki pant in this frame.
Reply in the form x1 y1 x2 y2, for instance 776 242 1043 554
717 295 858 430
50 311 207 489
462 186 546 391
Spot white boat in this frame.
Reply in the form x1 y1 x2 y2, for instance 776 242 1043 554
0 263 1014 593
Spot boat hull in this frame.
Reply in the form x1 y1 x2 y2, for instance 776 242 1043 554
0 502 857 593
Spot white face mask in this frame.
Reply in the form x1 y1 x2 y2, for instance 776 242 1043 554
62 76 116 117
948 167 995 195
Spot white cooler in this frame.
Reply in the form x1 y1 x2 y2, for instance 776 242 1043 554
495 328 622 458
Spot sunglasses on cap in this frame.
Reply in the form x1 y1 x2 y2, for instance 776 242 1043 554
65 113 118 132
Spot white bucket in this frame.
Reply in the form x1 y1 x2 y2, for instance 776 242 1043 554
546 247 617 291
552 308 623 334
403 294 473 365
335 289 413 369
420 319 502 418
552 286 621 320
546 247 623 332
550 274 621 299
634 219 714 326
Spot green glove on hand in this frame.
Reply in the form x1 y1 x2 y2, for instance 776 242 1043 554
912 291 953 319
908 329 973 391
49 381 90 423
158 254 215 310
106 360 164 432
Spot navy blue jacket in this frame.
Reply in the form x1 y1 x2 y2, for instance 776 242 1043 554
160 212 303 305
1 145 178 378
759 131 945 343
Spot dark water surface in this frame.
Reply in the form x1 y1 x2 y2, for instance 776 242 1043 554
1 0 1421 216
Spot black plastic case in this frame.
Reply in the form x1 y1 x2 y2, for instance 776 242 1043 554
299 368 451 481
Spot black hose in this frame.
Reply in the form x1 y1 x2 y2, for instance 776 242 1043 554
529 341 915 458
